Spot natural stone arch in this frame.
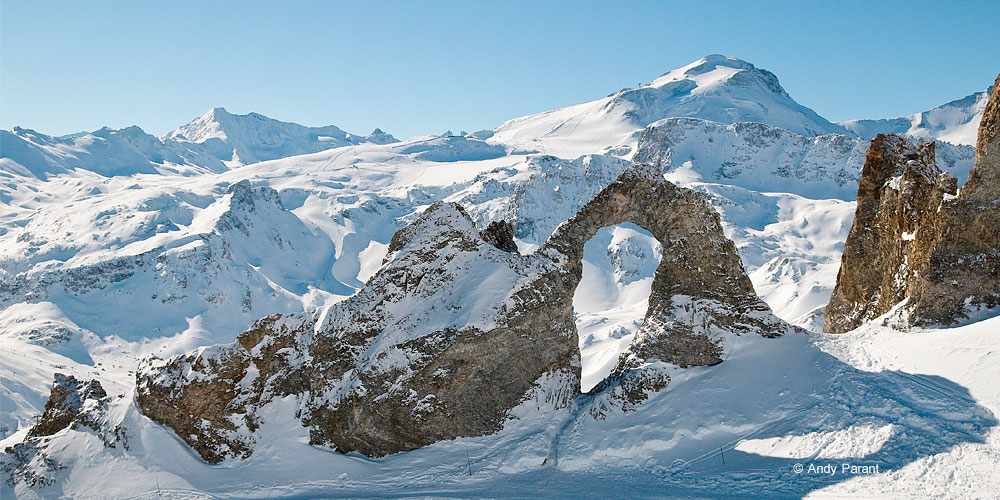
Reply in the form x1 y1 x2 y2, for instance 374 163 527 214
545 165 789 372
572 222 662 393
135 164 796 461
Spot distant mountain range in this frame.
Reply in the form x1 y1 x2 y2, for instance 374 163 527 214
1 107 397 178
1 54 989 180
839 85 991 146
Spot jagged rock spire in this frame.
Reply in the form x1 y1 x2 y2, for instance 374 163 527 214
825 73 1000 332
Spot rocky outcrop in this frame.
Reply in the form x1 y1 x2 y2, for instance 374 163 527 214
825 73 1000 332
908 73 1000 326
3 375 122 487
138 201 583 461
136 164 794 462
27 374 108 439
822 136 956 332
480 220 518 252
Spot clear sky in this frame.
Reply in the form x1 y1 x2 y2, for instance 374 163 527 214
2 0 998 140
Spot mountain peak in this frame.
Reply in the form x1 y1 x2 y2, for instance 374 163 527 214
166 108 236 143
161 108 397 165
687 53 755 72
648 54 788 97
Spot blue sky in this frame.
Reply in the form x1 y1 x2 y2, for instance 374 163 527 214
2 0 998 139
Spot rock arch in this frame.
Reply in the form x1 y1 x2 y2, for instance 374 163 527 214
572 222 662 393
546 165 792 371
136 164 795 461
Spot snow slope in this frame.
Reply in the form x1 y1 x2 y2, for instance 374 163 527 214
3 316 995 499
488 54 850 159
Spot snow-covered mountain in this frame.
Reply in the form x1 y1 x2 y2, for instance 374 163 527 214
164 107 398 165
840 86 992 146
487 54 850 158
0 108 397 179
2 56 998 499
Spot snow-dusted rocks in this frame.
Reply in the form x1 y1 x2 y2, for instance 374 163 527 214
825 73 1000 332
134 164 794 461
2 374 122 487
136 200 580 460
26 374 108 440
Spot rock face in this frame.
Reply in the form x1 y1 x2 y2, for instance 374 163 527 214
3 375 121 487
480 220 518 252
136 164 793 462
27 374 108 439
911 73 1000 326
825 74 1000 332
822 136 956 332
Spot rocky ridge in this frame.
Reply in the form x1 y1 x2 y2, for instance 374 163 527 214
134 164 796 462
825 73 1000 332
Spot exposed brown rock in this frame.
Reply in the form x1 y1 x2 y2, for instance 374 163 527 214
823 136 955 332
825 73 1000 332
136 164 793 462
908 73 1000 326
27 374 107 439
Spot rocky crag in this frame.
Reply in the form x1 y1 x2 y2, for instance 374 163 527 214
134 164 795 462
825 73 1000 332
2 374 123 487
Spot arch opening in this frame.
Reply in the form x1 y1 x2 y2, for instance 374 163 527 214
573 222 663 392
